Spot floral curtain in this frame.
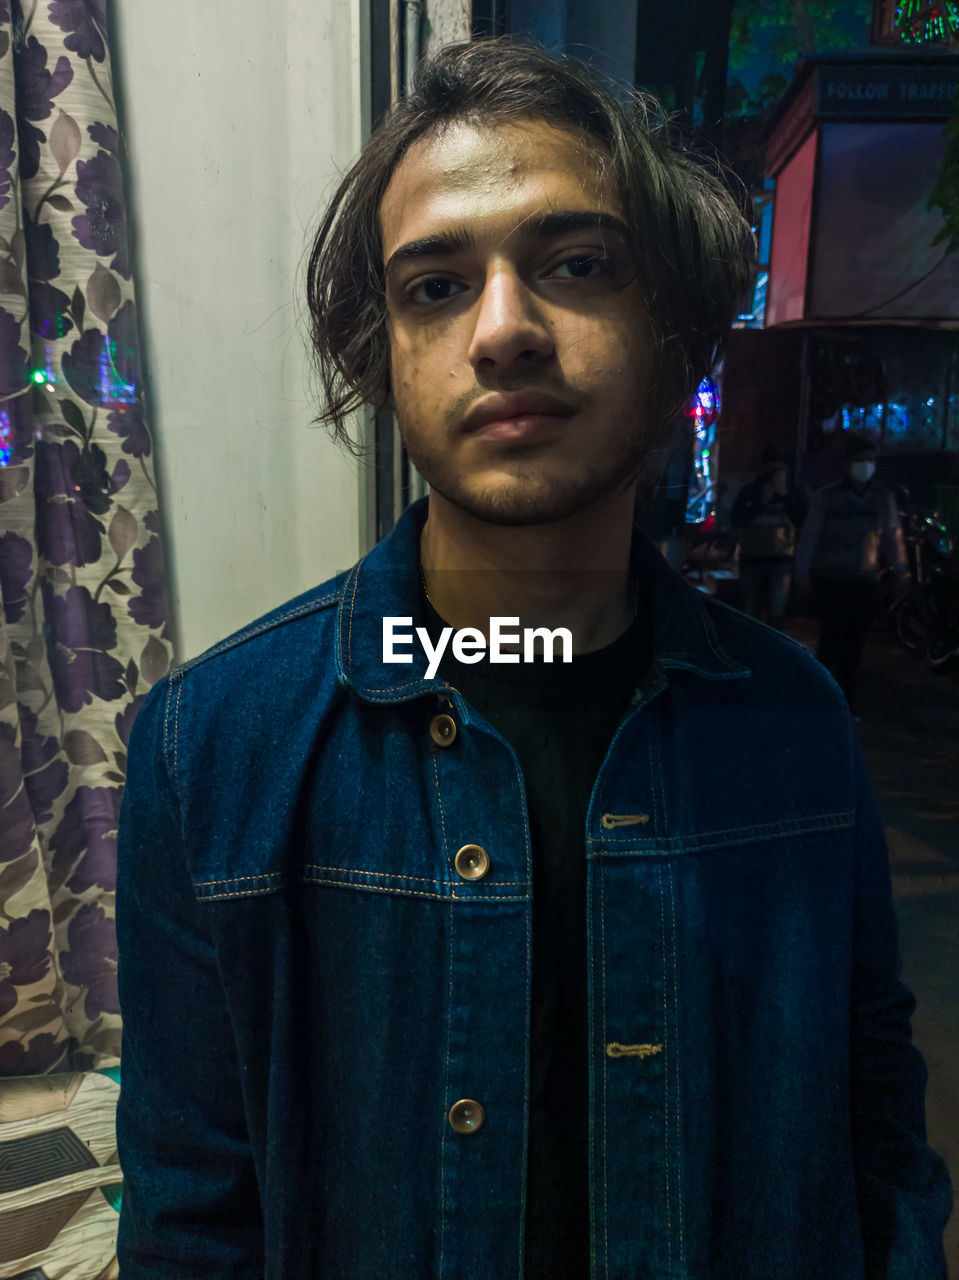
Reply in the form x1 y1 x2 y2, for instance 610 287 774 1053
0 0 172 1085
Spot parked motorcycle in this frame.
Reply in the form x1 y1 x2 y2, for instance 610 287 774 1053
886 498 959 671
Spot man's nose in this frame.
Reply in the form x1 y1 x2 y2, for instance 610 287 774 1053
467 267 555 371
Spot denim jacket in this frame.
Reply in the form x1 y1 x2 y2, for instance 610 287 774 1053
116 496 952 1279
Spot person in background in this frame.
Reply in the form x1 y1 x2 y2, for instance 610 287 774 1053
795 431 909 715
731 447 808 629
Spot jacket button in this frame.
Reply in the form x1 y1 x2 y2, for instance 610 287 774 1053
448 1099 484 1134
454 844 490 881
429 713 457 747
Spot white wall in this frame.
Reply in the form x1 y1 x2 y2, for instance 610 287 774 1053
113 1 368 661
424 0 472 54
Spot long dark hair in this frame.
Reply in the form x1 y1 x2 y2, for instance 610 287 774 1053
306 37 756 458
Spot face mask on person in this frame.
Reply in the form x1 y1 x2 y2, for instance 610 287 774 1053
850 460 876 483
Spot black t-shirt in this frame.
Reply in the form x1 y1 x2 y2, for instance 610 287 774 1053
421 586 653 1279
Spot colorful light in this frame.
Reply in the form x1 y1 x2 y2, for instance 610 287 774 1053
684 376 721 525
0 410 12 467
685 376 721 428
894 0 959 42
98 336 137 404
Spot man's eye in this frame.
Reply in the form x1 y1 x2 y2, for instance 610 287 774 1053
407 277 464 304
548 255 611 280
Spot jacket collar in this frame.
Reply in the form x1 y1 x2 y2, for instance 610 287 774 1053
335 497 750 703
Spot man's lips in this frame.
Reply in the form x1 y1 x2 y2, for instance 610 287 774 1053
461 392 577 441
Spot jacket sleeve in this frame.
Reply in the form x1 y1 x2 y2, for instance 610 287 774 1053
848 741 953 1279
116 675 264 1278
793 489 823 581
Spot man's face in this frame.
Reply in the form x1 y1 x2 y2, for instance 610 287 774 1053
379 117 653 526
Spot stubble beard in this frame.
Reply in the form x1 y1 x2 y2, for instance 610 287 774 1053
395 408 649 528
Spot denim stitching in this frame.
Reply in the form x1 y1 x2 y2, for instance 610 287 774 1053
316 864 527 887
652 711 665 829
601 867 609 1279
519 852 532 1278
172 679 183 810
173 592 340 674
314 865 449 885
450 888 528 899
669 856 685 1262
440 893 454 1278
262 860 524 890
192 866 534 890
643 716 655 829
196 884 291 901
316 878 528 902
195 871 286 887
161 675 170 760
593 809 856 850
659 648 701 664
516 754 533 886
193 869 524 895
196 876 529 903
660 659 747 681
514 743 533 1277
659 862 672 1260
588 867 597 1277
593 825 857 853
161 677 175 806
345 563 361 676
355 678 448 699
430 747 454 876
700 599 740 669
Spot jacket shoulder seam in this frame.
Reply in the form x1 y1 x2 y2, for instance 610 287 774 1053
170 589 341 678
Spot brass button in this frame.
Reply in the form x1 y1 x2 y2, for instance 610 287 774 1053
448 1098 484 1134
454 844 490 881
429 713 457 747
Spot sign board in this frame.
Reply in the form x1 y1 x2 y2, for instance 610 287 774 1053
817 63 959 118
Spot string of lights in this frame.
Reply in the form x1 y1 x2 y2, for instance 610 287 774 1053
895 0 959 43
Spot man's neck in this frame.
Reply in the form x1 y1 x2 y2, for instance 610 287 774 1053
418 489 638 655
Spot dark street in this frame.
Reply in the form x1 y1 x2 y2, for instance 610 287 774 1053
786 615 959 1277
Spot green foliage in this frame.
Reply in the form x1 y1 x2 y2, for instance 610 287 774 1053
729 0 873 71
929 108 959 255
725 72 790 118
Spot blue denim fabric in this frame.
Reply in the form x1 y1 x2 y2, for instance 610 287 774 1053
116 496 953 1279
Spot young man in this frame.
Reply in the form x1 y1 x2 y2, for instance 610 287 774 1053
795 432 910 715
116 39 952 1280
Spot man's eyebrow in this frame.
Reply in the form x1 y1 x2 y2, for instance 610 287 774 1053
384 227 473 278
523 210 630 242
384 210 630 278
